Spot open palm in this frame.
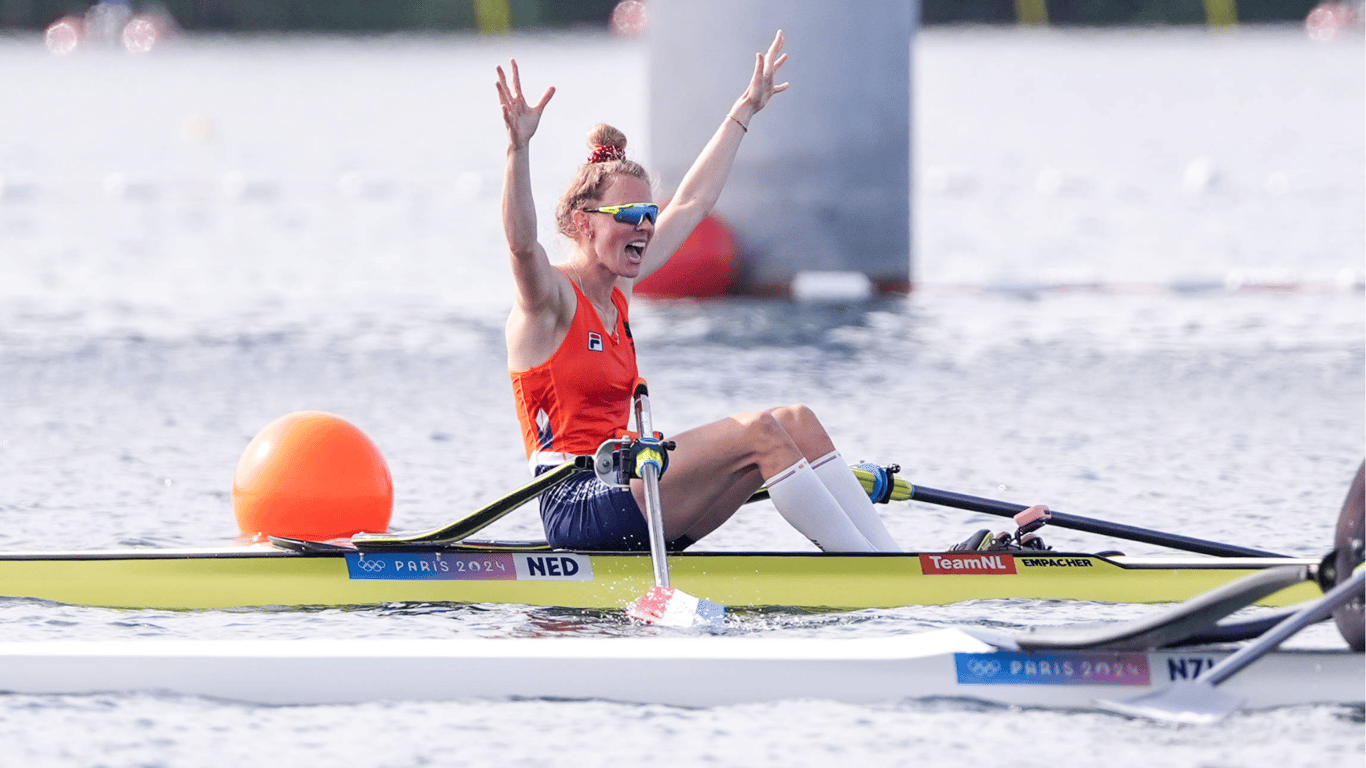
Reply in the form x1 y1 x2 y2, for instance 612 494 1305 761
496 59 555 149
740 30 790 114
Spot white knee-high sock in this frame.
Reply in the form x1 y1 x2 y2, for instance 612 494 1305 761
811 451 902 552
765 459 876 552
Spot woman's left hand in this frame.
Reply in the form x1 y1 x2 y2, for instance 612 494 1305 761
736 30 790 118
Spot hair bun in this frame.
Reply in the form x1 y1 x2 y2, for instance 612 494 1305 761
586 123 627 163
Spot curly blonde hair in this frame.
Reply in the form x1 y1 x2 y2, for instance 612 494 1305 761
555 123 652 239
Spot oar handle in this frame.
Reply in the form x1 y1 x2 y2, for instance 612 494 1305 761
633 383 672 588
908 484 1287 559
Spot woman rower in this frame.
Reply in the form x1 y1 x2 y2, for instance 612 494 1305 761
496 31 900 554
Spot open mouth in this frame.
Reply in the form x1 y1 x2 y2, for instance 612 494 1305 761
625 240 647 261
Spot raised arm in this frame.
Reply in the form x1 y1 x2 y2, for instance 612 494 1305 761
496 60 564 315
496 60 577 370
636 30 790 282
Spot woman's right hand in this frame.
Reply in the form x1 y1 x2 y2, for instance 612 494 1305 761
496 59 555 150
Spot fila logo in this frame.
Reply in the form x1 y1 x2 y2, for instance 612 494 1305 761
587 332 604 352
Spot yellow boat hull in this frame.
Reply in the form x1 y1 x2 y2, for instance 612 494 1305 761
0 546 1324 611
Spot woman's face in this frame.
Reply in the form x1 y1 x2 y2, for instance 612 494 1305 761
577 174 654 278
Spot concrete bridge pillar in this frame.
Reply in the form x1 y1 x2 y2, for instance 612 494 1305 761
647 0 915 295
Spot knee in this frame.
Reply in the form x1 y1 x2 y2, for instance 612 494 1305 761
768 404 821 437
734 410 799 455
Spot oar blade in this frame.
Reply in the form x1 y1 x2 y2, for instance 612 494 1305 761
1097 681 1243 724
625 585 725 628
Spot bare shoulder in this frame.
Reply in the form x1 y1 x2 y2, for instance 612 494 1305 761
507 267 578 371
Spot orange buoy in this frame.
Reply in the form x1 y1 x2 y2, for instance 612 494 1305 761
635 212 739 298
233 411 393 541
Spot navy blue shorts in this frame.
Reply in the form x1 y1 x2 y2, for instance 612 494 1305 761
535 465 693 552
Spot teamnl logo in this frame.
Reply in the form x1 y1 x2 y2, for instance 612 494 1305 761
920 552 1017 575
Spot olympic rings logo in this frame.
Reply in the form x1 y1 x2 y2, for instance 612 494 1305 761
356 558 386 573
966 659 1001 677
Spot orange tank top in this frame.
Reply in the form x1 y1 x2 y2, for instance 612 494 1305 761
510 271 638 460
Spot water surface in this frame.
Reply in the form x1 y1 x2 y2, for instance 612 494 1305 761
1 26 1362 767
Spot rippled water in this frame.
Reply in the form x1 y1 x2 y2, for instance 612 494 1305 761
1 25 1362 768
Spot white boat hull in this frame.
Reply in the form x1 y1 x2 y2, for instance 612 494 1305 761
0 630 1358 711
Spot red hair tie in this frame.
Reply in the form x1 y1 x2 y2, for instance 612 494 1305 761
588 144 625 163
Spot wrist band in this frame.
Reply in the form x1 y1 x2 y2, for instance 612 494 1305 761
728 115 748 133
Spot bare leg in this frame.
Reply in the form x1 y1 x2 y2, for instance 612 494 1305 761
658 464 766 542
660 406 831 541
629 406 876 550
631 410 801 541
767 404 835 459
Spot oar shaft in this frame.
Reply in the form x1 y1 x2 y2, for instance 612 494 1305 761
633 390 671 588
1203 569 1364 687
908 484 1286 559
353 461 581 547
640 461 671 587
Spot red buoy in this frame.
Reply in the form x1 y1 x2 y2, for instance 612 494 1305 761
636 213 739 298
233 411 393 541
